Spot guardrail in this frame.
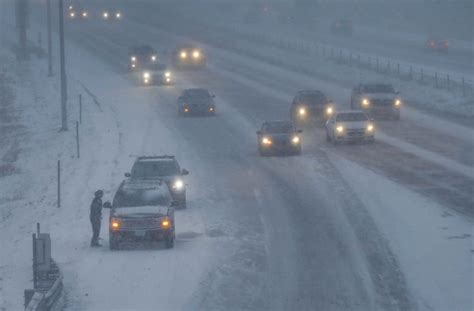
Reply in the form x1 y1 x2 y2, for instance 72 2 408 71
170 15 473 98
24 224 64 311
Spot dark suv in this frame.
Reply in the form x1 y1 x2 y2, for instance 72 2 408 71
125 156 189 208
106 179 175 250
290 90 334 126
128 45 159 71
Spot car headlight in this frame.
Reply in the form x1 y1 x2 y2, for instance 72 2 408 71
70 12 75 18
394 99 401 106
173 179 184 190
362 98 370 107
103 12 109 18
336 125 344 133
161 217 171 228
262 137 272 145
151 55 157 62
82 12 87 17
326 107 333 115
292 136 300 144
367 124 374 132
165 71 171 77
111 218 121 230
116 12 121 18
143 72 150 79
298 107 306 116
131 56 136 62
193 50 200 58
180 51 187 59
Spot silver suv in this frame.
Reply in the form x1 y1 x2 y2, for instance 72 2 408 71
350 83 402 120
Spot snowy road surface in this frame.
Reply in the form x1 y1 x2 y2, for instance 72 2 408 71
0 1 472 311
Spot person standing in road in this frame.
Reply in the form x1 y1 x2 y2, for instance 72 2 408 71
90 190 104 247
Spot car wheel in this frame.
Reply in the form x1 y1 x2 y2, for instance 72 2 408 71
109 236 119 250
165 237 175 249
326 129 331 142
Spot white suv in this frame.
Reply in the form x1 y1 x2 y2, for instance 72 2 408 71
325 111 375 144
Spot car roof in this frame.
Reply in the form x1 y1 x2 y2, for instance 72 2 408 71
136 155 176 162
263 120 293 126
296 90 325 96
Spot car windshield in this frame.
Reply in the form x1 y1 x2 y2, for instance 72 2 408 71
336 113 368 122
299 93 327 106
131 160 180 178
113 188 170 208
183 89 210 99
131 46 154 55
362 84 395 93
264 122 294 133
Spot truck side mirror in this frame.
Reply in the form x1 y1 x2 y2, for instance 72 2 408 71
181 169 189 175
297 129 303 133
124 172 131 178
103 201 112 209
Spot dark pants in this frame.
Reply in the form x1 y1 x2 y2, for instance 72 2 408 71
90 216 101 246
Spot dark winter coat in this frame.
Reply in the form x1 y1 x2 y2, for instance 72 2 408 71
90 197 103 220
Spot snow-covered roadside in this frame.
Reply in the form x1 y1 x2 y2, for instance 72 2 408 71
0 46 90 310
330 153 473 311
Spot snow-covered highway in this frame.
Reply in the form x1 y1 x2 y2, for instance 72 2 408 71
0 1 472 311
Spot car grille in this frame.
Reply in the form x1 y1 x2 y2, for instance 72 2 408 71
371 99 393 106
346 129 365 137
120 217 161 229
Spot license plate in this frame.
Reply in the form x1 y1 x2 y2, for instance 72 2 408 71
134 230 146 237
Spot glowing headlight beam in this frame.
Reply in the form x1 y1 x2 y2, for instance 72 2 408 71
131 56 136 62
298 107 306 116
173 179 184 190
336 125 344 133
292 136 300 144
362 98 370 106
180 51 187 59
165 71 171 77
326 107 333 115
367 124 374 132
262 137 272 145
394 99 401 106
151 55 157 61
192 50 200 58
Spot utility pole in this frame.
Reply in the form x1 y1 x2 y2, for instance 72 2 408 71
16 0 29 60
47 0 53 76
58 0 68 131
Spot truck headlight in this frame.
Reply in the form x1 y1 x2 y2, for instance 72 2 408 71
298 107 306 116
262 137 272 145
394 99 401 106
143 72 150 79
326 107 333 115
292 136 300 144
362 98 370 107
180 51 187 59
111 218 121 230
367 124 374 132
161 217 171 228
336 125 344 133
173 179 184 190
193 50 201 58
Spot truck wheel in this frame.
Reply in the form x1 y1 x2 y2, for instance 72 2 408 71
165 237 174 249
109 237 119 250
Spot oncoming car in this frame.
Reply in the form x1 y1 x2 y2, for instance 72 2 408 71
125 156 189 208
173 46 206 69
177 88 216 116
290 90 334 126
350 83 402 120
106 179 176 250
141 67 173 86
68 7 89 20
128 45 159 71
102 10 123 21
325 110 375 144
257 121 302 156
